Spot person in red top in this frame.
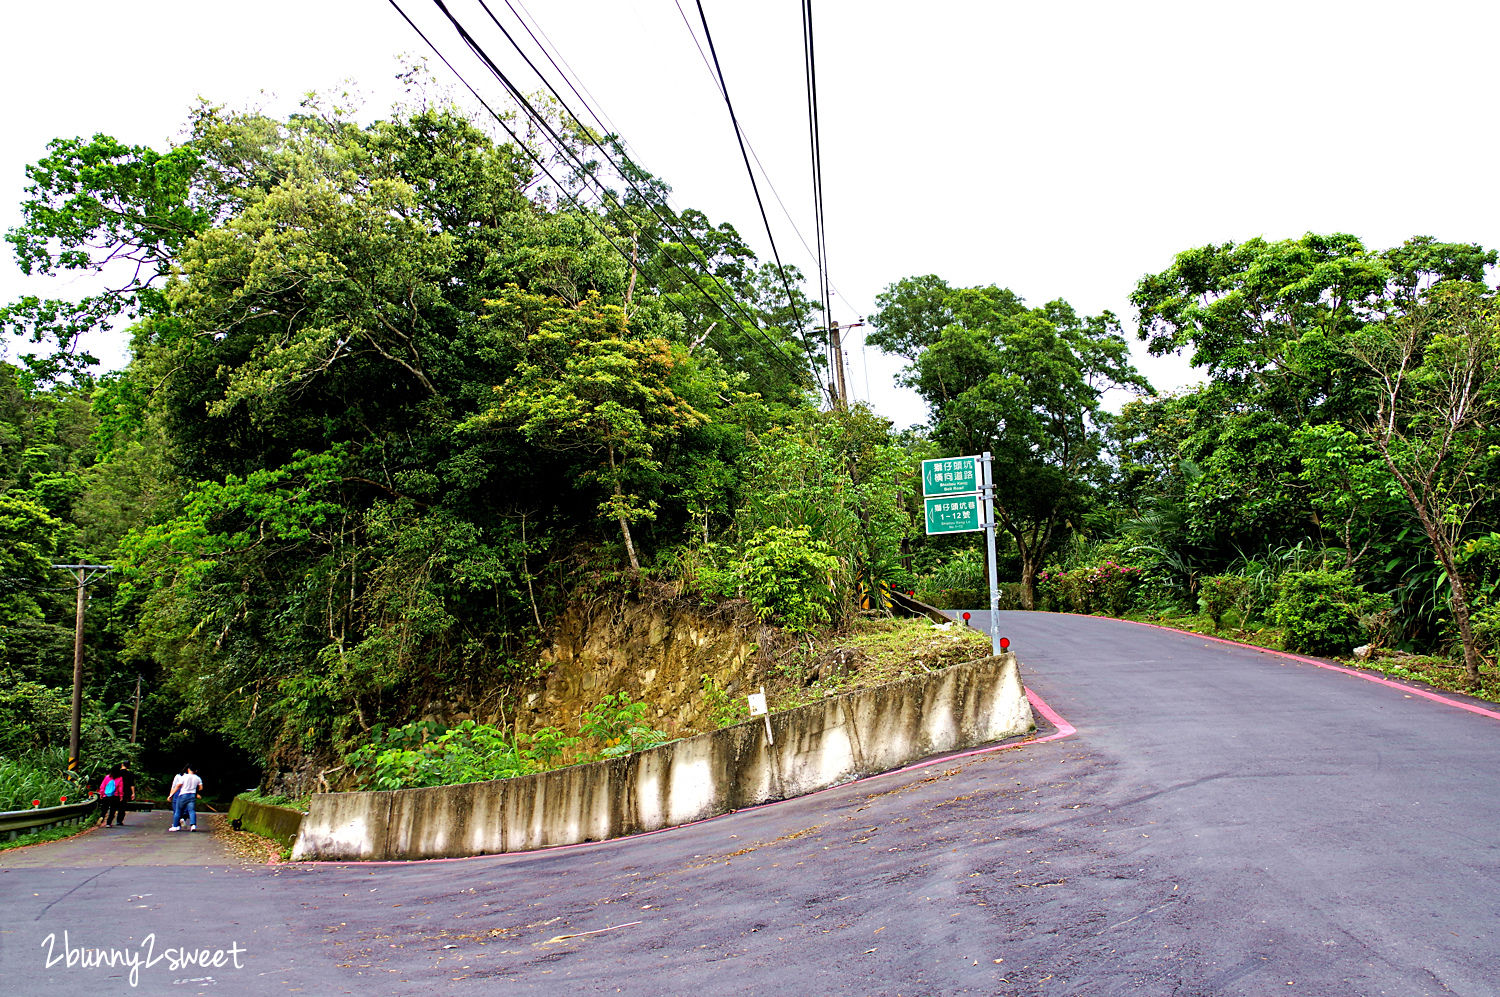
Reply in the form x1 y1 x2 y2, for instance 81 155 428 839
96 767 121 826
107 762 136 826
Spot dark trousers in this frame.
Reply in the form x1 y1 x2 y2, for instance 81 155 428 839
106 797 127 824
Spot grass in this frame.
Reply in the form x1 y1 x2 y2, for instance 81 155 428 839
765 616 992 713
0 821 91 852
1342 653 1500 703
237 789 312 811
0 749 82 812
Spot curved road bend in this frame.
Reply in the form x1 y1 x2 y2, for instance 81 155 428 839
1 612 1496 996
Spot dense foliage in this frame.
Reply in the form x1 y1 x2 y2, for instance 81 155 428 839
1052 234 1498 680
0 92 926 782
4 87 1498 797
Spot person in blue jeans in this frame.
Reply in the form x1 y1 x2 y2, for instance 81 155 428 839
167 766 204 831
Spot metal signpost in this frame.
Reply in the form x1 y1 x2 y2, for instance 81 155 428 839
920 454 1002 656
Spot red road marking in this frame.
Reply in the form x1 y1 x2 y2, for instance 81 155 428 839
1116 617 1500 722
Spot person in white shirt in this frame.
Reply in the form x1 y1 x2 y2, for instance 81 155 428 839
167 766 204 831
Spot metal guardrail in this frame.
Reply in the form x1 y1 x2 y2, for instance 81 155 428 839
887 588 956 624
0 797 100 841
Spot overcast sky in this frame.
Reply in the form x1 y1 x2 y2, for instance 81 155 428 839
4 0 1497 427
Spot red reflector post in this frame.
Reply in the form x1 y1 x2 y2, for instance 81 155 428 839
962 612 971 622
999 637 1010 650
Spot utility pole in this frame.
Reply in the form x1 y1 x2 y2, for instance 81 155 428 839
130 673 143 745
826 318 867 411
53 563 111 773
828 319 847 409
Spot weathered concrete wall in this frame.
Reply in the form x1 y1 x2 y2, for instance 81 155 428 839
293 651 1031 861
227 795 306 849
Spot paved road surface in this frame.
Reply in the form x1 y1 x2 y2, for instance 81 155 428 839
2 612 1496 996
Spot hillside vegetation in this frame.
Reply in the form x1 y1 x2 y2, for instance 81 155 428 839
2 86 1497 793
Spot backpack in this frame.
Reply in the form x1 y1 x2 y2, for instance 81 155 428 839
101 776 117 797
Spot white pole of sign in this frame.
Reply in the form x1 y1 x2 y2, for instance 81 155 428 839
761 685 773 745
980 452 1002 657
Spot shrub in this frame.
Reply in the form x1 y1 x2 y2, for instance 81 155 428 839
736 526 841 632
1037 562 1144 617
1199 574 1251 629
343 719 578 791
915 547 991 610
580 692 670 758
0 748 78 811
1270 569 1387 655
1092 561 1145 617
700 675 749 729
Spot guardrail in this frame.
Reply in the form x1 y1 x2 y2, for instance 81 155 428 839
0 797 100 842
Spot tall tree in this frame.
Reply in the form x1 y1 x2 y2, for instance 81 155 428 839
1 136 209 382
876 281 1150 607
472 287 710 571
1349 285 1499 684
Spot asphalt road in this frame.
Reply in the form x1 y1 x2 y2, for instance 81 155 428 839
2 611 1497 996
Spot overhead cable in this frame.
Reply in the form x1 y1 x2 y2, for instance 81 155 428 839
469 0 813 385
691 1 820 365
431 0 813 384
387 0 808 383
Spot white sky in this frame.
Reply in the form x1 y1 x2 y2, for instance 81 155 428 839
4 0 1497 427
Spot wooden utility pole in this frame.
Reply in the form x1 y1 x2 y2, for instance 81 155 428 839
130 673 143 745
53 564 111 772
826 319 867 411
829 319 847 409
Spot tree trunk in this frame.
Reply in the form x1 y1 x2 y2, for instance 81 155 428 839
1019 556 1037 611
1383 452 1483 685
607 444 641 572
616 483 640 572
1447 568 1483 686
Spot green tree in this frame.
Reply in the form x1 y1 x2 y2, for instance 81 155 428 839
2 135 209 382
1349 285 1500 684
474 287 710 571
879 281 1150 607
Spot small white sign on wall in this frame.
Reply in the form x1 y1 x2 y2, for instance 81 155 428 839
748 686 773 745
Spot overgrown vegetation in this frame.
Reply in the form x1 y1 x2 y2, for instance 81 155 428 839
341 692 669 790
0 749 80 811
0 822 92 852
3 75 1497 802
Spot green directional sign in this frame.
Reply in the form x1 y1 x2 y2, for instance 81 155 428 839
921 456 979 496
925 494 981 534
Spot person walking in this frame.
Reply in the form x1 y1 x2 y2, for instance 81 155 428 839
167 766 203 831
167 768 183 827
97 766 121 827
109 762 136 826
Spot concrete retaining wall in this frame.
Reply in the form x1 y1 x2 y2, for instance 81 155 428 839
227 795 306 849
293 651 1031 861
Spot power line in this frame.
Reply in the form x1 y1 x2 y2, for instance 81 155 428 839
425 0 814 385
691 1 819 367
802 0 835 402
386 0 809 383
466 0 814 386
667 0 854 312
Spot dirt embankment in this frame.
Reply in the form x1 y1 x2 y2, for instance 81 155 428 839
515 589 777 738
263 588 988 796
